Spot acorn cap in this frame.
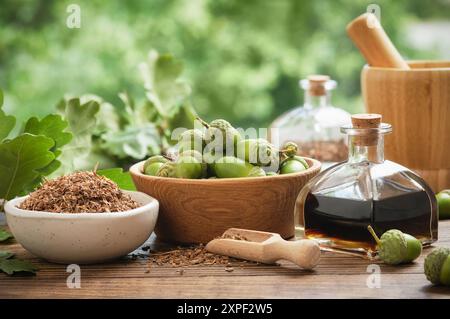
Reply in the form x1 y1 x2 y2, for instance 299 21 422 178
180 129 204 141
209 119 233 130
178 150 203 162
282 141 299 157
204 119 240 151
143 155 169 171
378 229 407 265
424 247 450 285
156 161 177 178
248 166 266 177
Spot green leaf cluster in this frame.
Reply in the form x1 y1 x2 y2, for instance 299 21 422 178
0 251 37 276
0 228 37 275
139 50 197 147
0 229 13 242
2 0 445 130
53 50 197 174
97 168 136 191
54 98 101 174
0 50 195 197
0 90 72 203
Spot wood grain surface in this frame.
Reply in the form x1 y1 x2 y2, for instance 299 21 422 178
346 13 410 69
1 222 449 299
362 60 450 191
130 158 321 244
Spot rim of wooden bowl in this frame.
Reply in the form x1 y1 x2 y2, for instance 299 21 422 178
364 60 450 72
129 157 321 184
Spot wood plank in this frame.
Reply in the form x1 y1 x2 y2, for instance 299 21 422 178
1 221 449 298
1 274 448 299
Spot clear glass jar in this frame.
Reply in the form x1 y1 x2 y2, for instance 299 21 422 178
295 114 438 257
269 75 350 165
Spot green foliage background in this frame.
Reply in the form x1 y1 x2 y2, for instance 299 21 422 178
0 0 448 128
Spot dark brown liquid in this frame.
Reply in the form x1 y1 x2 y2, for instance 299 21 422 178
304 191 432 250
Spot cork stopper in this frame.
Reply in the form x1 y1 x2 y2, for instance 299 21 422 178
308 75 330 96
351 113 381 128
351 113 382 146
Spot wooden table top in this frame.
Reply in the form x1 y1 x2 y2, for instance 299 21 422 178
1 222 449 299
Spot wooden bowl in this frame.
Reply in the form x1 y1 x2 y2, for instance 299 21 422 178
130 158 321 244
362 60 450 191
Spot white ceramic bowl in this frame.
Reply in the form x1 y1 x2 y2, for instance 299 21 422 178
4 191 159 264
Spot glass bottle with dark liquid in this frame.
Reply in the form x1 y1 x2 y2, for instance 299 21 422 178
295 114 438 256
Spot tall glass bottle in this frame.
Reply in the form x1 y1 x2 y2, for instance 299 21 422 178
295 114 438 257
269 75 350 165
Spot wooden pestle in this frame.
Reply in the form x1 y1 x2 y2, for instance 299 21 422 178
346 13 409 69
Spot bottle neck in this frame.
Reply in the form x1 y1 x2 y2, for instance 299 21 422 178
304 91 330 108
348 135 385 164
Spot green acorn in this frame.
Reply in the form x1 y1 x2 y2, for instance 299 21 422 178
156 161 177 178
236 139 279 167
436 190 450 220
178 150 203 162
214 156 264 178
280 155 309 170
178 150 208 178
203 149 222 177
198 117 241 152
280 159 307 174
144 162 164 176
424 247 450 286
367 226 422 265
377 230 408 264
143 155 169 172
247 166 266 177
175 155 203 179
281 141 299 157
178 129 205 153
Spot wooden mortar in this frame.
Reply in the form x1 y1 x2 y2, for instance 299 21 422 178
362 61 450 191
347 13 450 191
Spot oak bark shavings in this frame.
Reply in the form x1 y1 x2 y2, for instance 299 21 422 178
148 244 257 270
19 171 139 213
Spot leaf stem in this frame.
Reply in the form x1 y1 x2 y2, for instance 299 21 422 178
93 162 99 173
367 225 381 245
195 116 209 128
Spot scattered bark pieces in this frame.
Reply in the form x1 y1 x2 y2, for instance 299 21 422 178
148 244 256 269
225 266 234 272
19 171 139 213
220 233 249 241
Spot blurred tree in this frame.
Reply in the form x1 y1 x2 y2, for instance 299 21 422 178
0 0 447 128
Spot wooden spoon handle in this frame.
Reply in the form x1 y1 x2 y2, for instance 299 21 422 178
267 239 321 270
346 13 409 69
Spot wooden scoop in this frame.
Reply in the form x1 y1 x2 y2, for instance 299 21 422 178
346 13 409 69
206 228 321 270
